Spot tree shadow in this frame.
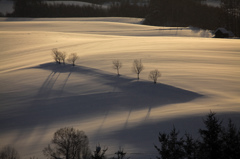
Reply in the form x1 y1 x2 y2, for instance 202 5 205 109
0 62 203 132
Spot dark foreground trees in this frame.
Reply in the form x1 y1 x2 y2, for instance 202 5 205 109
92 144 108 159
43 127 91 159
155 112 240 159
0 146 20 159
1 112 239 159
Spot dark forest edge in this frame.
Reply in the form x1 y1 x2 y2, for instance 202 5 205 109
143 0 240 37
5 0 149 18
1 112 240 159
1 0 239 36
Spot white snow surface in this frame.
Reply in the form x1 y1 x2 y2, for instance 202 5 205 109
0 17 240 159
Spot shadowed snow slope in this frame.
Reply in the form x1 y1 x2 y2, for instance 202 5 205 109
0 63 202 131
0 18 240 159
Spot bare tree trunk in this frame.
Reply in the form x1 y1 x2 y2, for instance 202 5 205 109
117 69 120 76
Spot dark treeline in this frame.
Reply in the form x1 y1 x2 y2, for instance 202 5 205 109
220 0 240 37
143 0 240 37
143 0 223 30
7 0 149 18
6 0 240 37
108 1 149 17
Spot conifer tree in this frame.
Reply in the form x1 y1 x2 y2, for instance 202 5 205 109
155 127 185 159
222 119 240 159
198 112 224 159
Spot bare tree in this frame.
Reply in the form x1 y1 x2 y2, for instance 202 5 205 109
113 147 129 159
59 51 67 64
0 146 20 159
132 59 144 80
112 59 122 76
149 69 161 84
68 53 78 66
92 144 108 159
52 48 61 64
43 127 91 159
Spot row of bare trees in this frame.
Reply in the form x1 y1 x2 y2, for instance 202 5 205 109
112 59 161 84
52 48 78 66
52 49 161 84
0 146 20 159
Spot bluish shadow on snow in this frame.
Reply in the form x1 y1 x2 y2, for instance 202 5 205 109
0 62 203 132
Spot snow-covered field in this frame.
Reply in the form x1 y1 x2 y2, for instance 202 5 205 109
0 17 240 159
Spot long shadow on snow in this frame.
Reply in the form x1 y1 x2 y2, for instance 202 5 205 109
32 62 203 109
0 63 203 131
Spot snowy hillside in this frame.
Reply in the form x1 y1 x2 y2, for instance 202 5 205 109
0 17 240 159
